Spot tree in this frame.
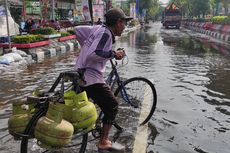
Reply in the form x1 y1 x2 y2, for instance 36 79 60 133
128 0 161 20
215 0 221 15
169 0 211 18
221 0 230 15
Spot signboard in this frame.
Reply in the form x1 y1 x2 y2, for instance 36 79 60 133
26 1 41 15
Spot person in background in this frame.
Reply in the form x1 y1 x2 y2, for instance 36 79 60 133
54 18 61 31
96 18 102 25
49 19 60 31
31 19 39 30
24 18 32 33
74 8 132 151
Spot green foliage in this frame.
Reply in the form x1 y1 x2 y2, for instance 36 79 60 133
132 0 160 19
12 35 44 44
169 0 213 18
129 19 140 26
212 16 230 24
60 32 71 37
30 27 57 35
67 29 75 35
170 0 230 18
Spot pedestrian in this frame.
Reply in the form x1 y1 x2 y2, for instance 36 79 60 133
74 8 132 151
96 18 102 25
24 18 32 33
54 18 61 31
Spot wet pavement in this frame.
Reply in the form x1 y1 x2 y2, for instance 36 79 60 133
0 22 230 153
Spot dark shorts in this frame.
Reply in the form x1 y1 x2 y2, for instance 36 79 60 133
81 83 118 124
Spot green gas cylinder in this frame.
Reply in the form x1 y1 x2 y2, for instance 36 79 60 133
71 101 97 132
35 103 74 147
8 101 35 138
63 91 97 132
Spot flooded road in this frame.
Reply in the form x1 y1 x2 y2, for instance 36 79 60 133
1 22 230 153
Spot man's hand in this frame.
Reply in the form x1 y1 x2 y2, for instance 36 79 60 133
114 48 125 60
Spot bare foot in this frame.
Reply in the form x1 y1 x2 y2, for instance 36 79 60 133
97 139 112 149
97 142 125 151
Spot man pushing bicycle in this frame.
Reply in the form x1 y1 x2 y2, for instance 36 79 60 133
74 8 132 151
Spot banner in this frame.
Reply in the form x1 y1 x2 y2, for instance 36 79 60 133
93 4 104 22
0 6 6 16
0 5 11 17
82 0 91 21
0 5 19 36
130 3 136 19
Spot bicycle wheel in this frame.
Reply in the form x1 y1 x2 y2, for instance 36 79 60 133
20 109 47 153
20 111 88 153
114 77 157 129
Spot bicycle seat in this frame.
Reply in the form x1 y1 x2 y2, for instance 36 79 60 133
61 70 86 86
62 71 82 79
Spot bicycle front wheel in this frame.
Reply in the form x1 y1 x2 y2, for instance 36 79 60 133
114 77 157 128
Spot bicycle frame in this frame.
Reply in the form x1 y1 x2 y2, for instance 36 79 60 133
19 59 156 153
106 59 138 108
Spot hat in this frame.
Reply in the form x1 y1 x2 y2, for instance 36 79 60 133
105 8 133 23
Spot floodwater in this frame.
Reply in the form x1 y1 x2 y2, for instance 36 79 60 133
0 22 230 153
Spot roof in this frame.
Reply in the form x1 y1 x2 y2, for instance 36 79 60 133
165 2 179 10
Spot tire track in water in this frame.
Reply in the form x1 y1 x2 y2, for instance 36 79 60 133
133 86 151 153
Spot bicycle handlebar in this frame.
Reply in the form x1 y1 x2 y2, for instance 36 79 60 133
110 51 129 69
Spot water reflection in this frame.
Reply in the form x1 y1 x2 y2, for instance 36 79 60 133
122 28 157 50
161 33 230 107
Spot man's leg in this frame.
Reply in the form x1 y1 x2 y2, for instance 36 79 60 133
98 123 112 148
82 83 120 149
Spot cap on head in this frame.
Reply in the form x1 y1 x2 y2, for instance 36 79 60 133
105 8 133 26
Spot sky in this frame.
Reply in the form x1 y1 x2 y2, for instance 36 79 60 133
159 0 169 4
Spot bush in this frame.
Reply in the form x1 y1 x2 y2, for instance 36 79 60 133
67 29 75 35
129 19 140 27
212 16 230 25
60 32 71 37
12 35 44 43
30 27 57 35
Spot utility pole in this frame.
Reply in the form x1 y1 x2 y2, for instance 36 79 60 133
4 0 11 49
88 0 93 24
51 0 55 20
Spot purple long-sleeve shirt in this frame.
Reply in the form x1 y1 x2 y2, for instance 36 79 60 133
74 25 115 86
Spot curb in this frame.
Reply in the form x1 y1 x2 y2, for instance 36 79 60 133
182 22 230 43
31 42 75 62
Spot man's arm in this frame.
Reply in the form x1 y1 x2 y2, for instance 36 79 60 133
74 26 92 46
87 32 115 61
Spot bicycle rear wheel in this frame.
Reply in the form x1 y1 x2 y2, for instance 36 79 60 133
21 134 88 153
20 112 88 153
114 77 157 129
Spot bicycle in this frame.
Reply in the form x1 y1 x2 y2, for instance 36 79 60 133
18 57 157 153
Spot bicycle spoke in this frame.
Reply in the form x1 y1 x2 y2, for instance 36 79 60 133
114 77 157 129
